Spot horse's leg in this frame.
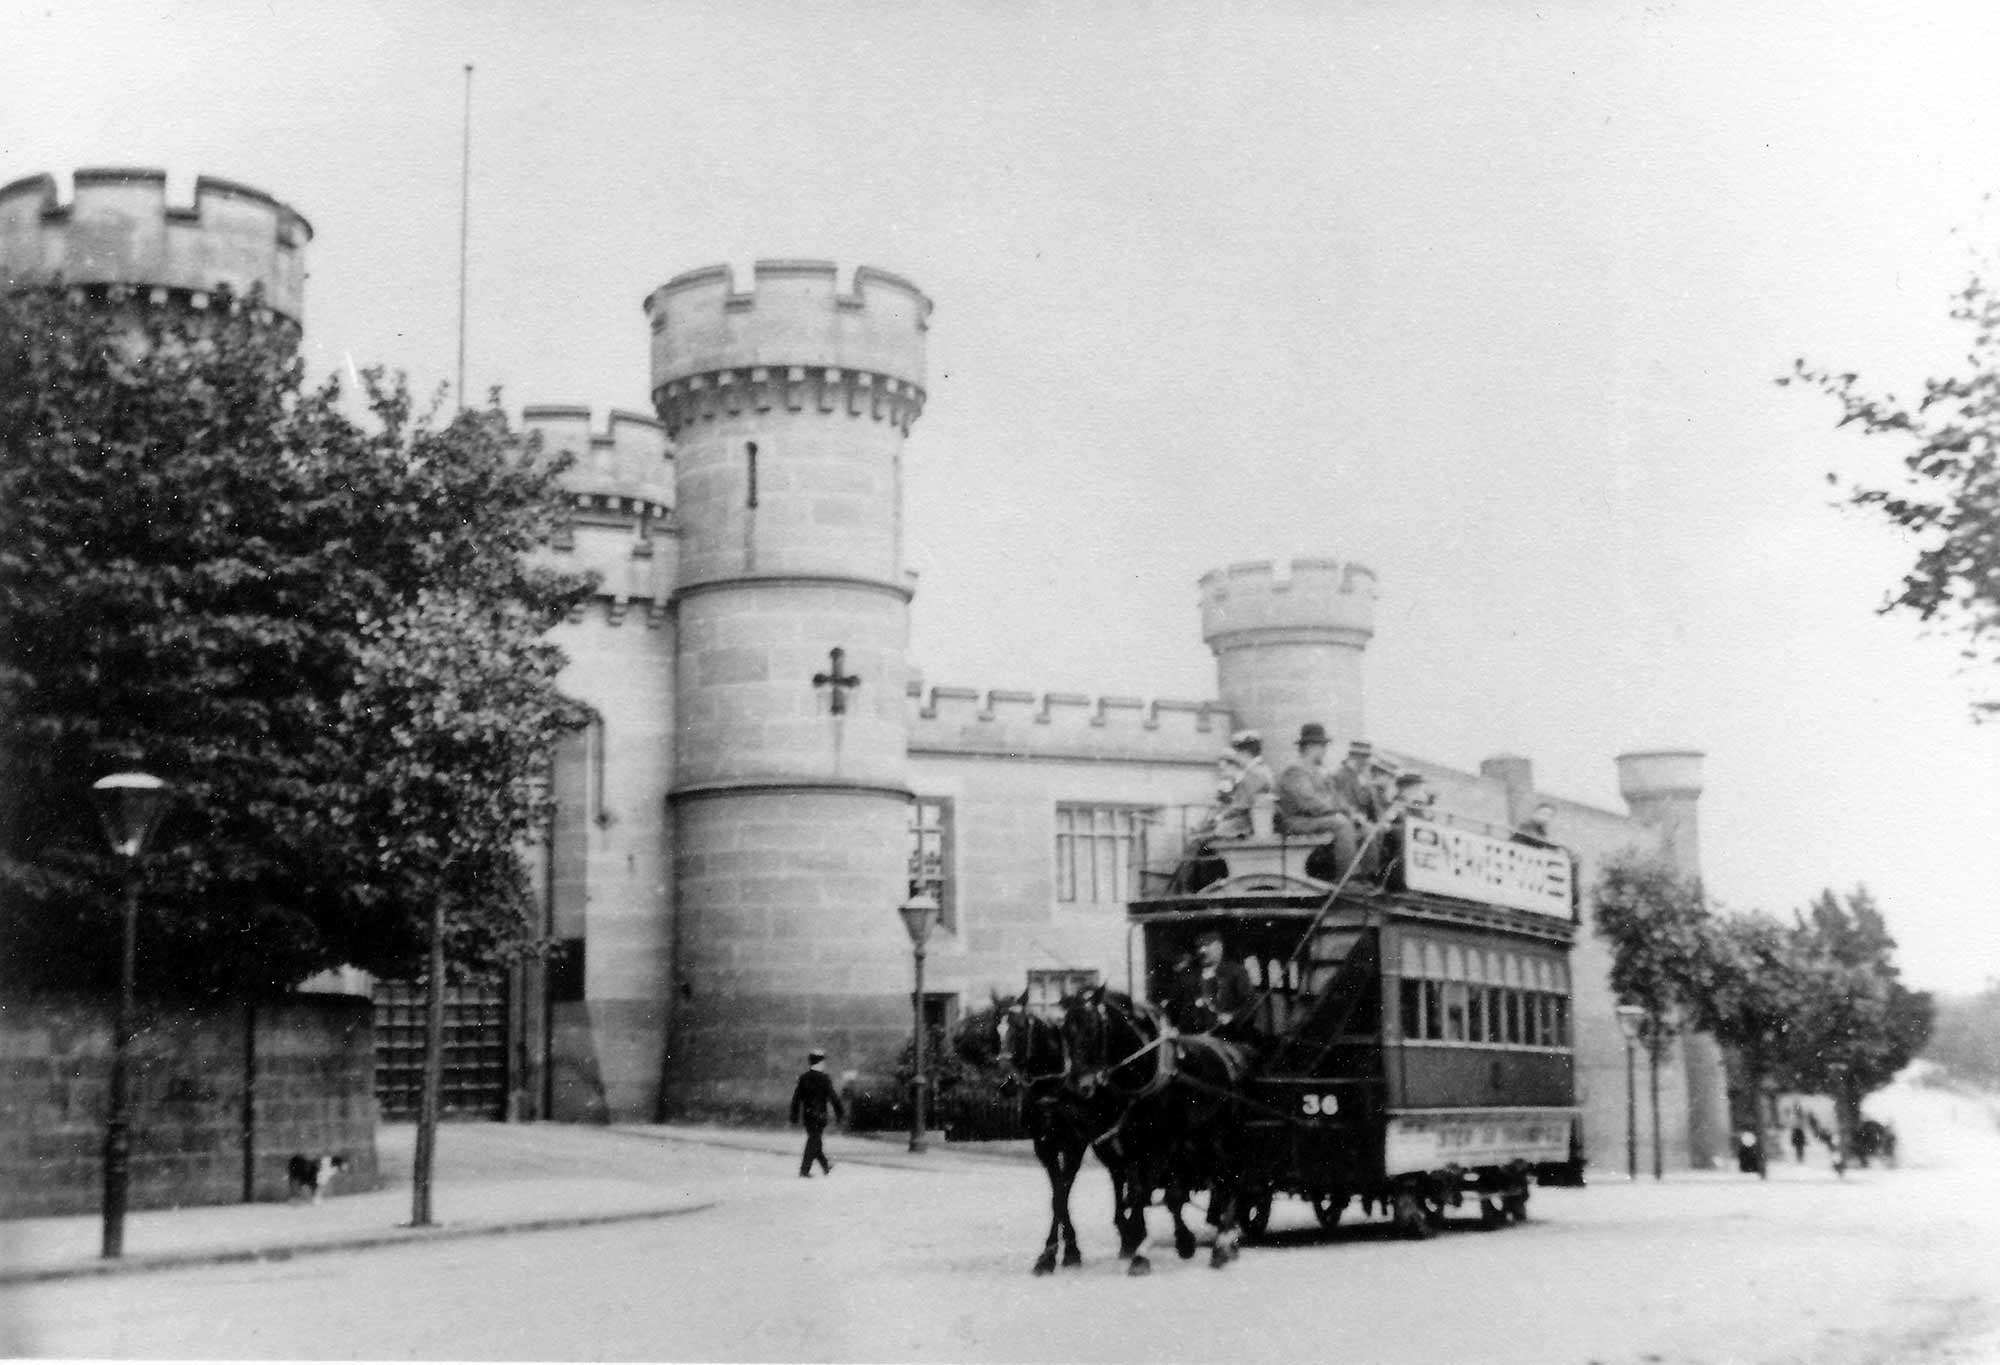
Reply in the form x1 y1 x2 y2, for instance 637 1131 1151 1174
1032 1137 1063 1276
1123 1173 1154 1276
1110 1164 1147 1259
1165 1178 1199 1260
1056 1143 1084 1267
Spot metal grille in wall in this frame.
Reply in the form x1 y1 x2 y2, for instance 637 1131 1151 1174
371 980 509 1120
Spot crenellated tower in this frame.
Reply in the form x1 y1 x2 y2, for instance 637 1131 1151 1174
0 168 312 325
1199 558 1378 752
645 260 931 1116
522 406 679 1120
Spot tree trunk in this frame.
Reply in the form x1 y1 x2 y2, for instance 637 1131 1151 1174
241 999 258 1203
1648 1041 1663 1180
412 896 446 1227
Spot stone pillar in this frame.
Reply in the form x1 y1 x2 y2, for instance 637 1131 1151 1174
1198 559 1378 754
647 262 930 1117
1615 748 1728 1169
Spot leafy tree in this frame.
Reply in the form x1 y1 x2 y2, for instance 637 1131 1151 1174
1690 910 1809 1161
1776 887 1934 1142
1592 851 1711 1177
0 283 591 999
1784 265 2000 717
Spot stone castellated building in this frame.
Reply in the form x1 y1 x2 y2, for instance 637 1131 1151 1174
2 169 1731 1171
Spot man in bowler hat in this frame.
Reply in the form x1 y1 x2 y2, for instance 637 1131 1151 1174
789 1048 845 1177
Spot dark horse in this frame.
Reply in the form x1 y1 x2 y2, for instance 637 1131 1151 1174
1059 985 1256 1274
952 994 1146 1275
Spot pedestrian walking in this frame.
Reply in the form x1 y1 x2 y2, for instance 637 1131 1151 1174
789 1048 845 1178
1790 1123 1807 1164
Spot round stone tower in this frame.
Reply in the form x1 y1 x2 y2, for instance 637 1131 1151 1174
1614 750 1705 879
521 406 678 1121
0 168 312 326
1614 748 1728 1169
645 261 930 1116
1199 558 1378 753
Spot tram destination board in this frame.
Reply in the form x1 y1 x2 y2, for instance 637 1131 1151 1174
1400 815 1572 919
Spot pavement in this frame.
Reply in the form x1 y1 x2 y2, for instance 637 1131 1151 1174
0 1121 1037 1287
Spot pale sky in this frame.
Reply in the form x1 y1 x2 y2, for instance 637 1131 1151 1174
7 0 1998 995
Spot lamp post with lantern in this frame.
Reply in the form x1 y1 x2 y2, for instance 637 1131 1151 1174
897 892 940 1154
88 771 171 1260
1615 1003 1646 1183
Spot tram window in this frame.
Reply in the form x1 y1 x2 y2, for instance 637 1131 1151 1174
1505 989 1523 1045
1542 994 1558 1046
1554 995 1570 1047
1467 985 1487 1043
1443 982 1468 1042
1399 977 1423 1040
1422 981 1444 1041
1245 957 1263 988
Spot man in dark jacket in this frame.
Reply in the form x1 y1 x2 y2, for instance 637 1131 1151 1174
789 1049 845 1178
1195 929 1256 1035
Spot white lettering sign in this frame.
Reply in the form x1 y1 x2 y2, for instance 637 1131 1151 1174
1383 1109 1575 1176
1401 816 1573 918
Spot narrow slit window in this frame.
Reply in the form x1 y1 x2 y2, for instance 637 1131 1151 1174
746 442 759 508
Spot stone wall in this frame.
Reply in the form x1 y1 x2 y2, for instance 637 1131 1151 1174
0 993 378 1218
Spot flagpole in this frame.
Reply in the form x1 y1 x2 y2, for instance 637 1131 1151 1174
457 62 473 413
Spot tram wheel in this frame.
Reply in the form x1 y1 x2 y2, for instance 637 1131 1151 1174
1240 1191 1273 1241
1391 1188 1440 1241
1311 1192 1347 1231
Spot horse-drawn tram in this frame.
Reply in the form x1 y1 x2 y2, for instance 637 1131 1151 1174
1127 805 1580 1240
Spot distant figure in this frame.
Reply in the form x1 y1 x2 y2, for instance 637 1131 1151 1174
789 1048 845 1178
1790 1123 1808 1164
1736 1128 1766 1177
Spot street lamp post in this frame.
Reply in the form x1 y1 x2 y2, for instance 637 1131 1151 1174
1615 1003 1645 1184
897 892 940 1154
89 772 171 1260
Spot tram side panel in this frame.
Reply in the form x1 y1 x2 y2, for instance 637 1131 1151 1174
1382 916 1577 1177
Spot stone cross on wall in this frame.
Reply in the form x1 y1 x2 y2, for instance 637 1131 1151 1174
812 647 861 715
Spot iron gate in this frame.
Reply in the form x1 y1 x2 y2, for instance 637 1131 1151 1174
371 979 509 1120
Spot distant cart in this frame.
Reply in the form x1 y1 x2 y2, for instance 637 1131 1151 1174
1129 805 1580 1238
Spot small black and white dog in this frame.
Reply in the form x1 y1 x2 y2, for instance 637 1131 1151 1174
286 1153 350 1204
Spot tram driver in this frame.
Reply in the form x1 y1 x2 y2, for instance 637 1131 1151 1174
1193 927 1256 1042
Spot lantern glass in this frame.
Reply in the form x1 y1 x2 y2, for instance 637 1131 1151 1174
898 893 940 948
1614 1003 1646 1042
90 773 169 859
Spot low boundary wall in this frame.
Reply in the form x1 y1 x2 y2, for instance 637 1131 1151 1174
0 992 379 1218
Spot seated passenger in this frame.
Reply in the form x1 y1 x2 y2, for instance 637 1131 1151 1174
1331 739 1383 822
1512 800 1557 846
1374 771 1433 886
1279 722 1363 880
1216 729 1273 837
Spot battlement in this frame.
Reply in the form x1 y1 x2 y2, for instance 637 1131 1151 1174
904 682 1231 763
1198 557 1378 646
0 169 312 324
644 260 930 401
521 404 675 521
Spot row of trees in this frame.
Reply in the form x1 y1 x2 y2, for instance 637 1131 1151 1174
1921 981 2000 1090
1594 853 1933 1155
1 285 588 1010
